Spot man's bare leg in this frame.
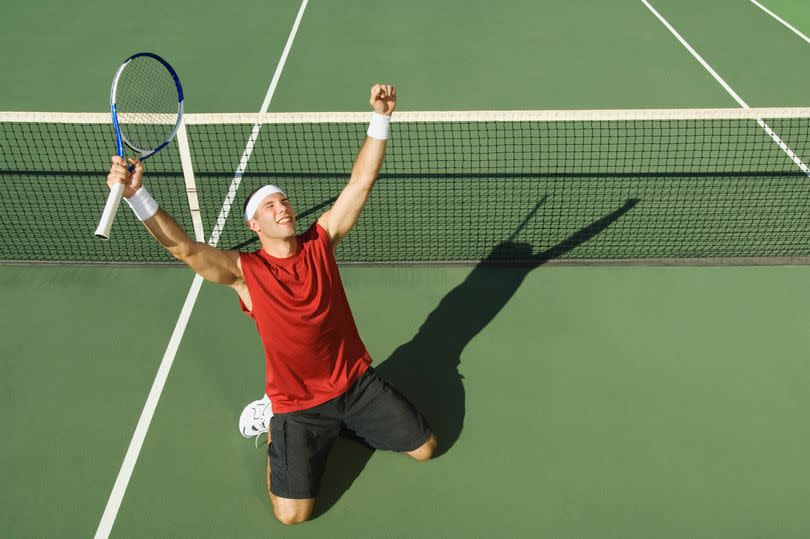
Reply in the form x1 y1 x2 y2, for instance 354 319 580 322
266 454 315 525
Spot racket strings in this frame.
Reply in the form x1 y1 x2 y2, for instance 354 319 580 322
115 56 180 151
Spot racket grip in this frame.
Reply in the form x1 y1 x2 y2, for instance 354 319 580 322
94 182 126 240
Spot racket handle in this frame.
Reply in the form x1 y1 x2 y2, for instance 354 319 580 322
95 182 126 240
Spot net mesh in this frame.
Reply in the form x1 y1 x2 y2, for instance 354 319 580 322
1 109 809 264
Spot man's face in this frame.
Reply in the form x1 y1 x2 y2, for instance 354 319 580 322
248 192 296 239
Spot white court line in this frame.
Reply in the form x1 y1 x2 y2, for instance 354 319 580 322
641 0 810 177
208 0 309 246
176 121 205 242
92 1 309 538
750 0 810 46
641 0 749 108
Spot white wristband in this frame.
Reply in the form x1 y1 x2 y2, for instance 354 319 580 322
124 187 159 221
367 113 391 140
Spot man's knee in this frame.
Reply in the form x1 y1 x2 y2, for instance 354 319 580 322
408 433 437 461
266 450 315 525
272 503 312 526
269 490 314 526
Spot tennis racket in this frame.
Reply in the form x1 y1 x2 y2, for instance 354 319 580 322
95 52 184 239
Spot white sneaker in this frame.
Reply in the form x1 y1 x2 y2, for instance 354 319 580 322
239 394 273 440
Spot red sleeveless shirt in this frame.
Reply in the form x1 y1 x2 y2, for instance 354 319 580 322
239 223 370 413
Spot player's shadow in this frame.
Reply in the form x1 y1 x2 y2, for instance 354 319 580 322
313 197 639 518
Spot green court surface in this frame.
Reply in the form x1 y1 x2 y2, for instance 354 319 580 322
2 0 810 537
4 264 810 537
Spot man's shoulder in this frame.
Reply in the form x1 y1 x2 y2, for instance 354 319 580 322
299 221 329 245
236 249 264 273
236 248 260 260
298 222 337 266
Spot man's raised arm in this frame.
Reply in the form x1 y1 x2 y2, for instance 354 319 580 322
106 156 242 286
317 83 396 245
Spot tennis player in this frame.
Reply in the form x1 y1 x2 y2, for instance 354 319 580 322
105 84 436 525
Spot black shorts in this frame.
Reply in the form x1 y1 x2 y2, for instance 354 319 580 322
267 367 431 499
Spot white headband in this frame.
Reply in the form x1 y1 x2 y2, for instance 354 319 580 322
244 185 287 220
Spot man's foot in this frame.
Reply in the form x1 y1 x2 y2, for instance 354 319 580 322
239 394 273 443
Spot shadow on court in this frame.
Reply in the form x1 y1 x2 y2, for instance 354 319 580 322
313 197 639 518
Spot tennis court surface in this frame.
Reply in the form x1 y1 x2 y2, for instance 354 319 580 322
2 1 810 537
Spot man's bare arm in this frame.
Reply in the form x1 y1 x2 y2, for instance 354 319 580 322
106 156 243 287
142 208 242 285
318 84 396 245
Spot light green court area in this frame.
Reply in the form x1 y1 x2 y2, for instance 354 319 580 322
0 0 304 112
2 0 810 536
4 0 808 112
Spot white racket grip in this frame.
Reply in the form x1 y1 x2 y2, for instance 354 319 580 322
95 182 125 240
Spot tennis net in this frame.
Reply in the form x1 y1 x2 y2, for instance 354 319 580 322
2 108 809 264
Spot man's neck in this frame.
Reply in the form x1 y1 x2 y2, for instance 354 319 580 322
261 236 299 258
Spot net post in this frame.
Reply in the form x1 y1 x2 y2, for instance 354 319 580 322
175 119 205 242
